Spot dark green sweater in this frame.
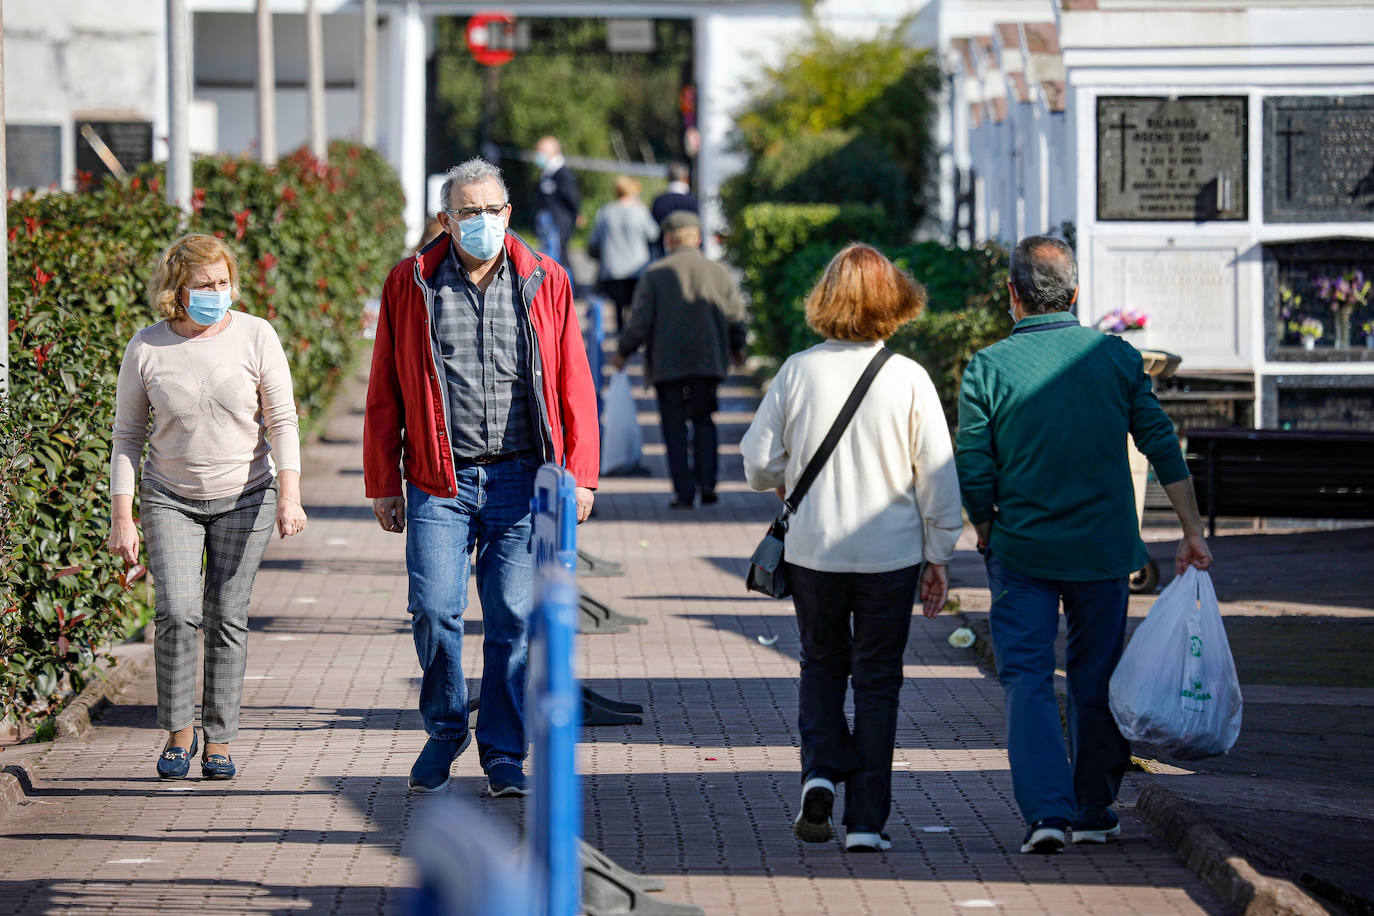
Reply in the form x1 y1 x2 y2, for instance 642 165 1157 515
955 311 1190 581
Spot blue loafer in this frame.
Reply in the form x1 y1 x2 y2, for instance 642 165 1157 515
156 732 198 780
486 761 529 798
201 749 236 780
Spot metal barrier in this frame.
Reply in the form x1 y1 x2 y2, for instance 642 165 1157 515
529 463 582 916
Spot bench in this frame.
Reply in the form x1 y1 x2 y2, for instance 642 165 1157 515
1185 427 1374 537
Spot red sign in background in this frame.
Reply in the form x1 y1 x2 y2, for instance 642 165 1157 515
466 12 517 68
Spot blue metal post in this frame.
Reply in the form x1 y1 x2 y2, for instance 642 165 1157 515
529 464 581 916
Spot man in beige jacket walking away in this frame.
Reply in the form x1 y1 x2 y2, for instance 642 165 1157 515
611 211 747 509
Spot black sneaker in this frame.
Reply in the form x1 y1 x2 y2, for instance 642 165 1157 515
486 761 529 798
667 497 693 510
700 490 719 506
1072 809 1121 844
845 828 892 852
1020 817 1069 853
792 777 835 843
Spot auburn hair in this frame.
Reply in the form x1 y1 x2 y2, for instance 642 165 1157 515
147 233 240 320
613 175 641 199
805 243 927 342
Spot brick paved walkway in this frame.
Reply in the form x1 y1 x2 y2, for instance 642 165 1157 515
0 341 1226 914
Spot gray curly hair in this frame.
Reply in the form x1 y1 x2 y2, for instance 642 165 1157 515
439 158 509 212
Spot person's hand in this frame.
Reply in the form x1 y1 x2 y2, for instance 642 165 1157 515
277 496 307 538
1175 533 1212 575
610 353 627 372
920 563 949 620
974 521 992 550
107 517 141 566
575 487 595 523
774 486 786 502
373 496 406 533
731 350 746 369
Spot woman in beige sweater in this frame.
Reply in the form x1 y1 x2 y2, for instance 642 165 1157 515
740 244 964 853
107 234 307 780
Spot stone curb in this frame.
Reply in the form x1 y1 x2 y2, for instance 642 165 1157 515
953 608 1328 916
1134 782 1327 916
0 640 154 820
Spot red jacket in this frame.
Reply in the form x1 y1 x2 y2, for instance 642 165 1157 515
363 230 599 499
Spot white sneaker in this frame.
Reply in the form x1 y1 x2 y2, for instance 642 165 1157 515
792 777 835 843
845 829 892 853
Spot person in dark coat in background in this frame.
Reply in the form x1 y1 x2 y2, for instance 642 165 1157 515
649 162 699 260
611 211 747 510
533 136 582 272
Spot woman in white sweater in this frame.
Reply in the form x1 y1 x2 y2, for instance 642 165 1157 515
107 234 307 781
740 243 963 853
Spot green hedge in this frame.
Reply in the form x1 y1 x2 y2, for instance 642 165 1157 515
757 240 1012 428
1 141 405 728
725 202 898 359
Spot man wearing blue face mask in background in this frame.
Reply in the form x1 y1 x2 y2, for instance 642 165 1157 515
364 158 600 797
532 135 582 274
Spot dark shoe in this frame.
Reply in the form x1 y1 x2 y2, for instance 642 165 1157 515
1071 809 1121 844
1021 817 1069 853
845 827 892 852
667 497 693 510
486 761 529 798
156 731 198 780
201 750 236 780
700 490 718 506
408 734 470 793
792 776 835 843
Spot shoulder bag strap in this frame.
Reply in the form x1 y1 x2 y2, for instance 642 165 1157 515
783 347 894 516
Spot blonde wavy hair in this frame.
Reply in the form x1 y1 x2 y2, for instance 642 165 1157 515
805 243 927 342
147 233 240 320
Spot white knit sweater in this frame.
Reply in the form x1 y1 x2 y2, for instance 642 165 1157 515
740 339 964 573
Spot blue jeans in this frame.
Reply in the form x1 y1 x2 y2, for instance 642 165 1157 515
405 457 537 770
984 549 1131 825
789 562 921 831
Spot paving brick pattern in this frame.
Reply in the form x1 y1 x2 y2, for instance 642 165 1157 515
0 350 1226 915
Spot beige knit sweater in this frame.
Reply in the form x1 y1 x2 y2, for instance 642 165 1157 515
110 311 301 500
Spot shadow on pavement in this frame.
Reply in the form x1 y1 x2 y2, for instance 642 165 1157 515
0 878 408 915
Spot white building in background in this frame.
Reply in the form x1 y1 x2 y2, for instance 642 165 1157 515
4 0 928 251
932 0 1374 431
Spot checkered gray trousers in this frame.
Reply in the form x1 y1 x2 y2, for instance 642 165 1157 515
139 478 277 742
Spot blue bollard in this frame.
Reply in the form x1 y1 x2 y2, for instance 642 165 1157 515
529 464 581 916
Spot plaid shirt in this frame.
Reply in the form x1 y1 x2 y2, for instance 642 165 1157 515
431 246 535 459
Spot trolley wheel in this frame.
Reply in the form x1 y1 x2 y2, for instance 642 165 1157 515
1129 560 1160 594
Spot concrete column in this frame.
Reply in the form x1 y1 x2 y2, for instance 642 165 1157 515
306 0 327 159
360 0 377 147
256 0 277 165
388 0 426 247
166 0 191 214
1 0 8 395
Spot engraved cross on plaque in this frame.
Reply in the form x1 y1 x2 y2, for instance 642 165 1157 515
1106 110 1139 193
1277 117 1306 201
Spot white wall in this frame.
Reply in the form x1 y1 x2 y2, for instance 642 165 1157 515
4 0 166 191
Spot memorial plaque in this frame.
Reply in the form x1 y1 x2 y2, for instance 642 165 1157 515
1263 95 1374 223
74 119 153 183
6 124 62 189
1097 96 1248 221
1094 244 1239 362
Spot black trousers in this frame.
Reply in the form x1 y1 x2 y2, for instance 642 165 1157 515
653 376 719 505
789 562 921 831
598 277 639 334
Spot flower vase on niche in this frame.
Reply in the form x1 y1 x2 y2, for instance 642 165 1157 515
1288 316 1323 352
1314 271 1370 351
1094 309 1149 336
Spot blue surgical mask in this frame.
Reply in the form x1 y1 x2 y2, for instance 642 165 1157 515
533 152 548 169
186 288 232 326
457 212 506 261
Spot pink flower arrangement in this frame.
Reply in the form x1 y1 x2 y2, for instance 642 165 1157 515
1095 309 1149 333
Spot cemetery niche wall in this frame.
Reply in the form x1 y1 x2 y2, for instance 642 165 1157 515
1265 239 1374 361
1263 95 1374 224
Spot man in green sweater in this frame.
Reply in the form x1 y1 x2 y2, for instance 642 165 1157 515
955 235 1212 855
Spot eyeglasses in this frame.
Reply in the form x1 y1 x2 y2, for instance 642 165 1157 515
446 204 508 220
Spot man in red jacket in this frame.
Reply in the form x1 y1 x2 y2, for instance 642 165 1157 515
363 158 599 797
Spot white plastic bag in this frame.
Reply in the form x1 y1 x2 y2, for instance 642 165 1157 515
1108 567 1242 758
599 370 643 475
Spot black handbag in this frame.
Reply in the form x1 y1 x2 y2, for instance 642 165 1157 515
746 348 894 598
